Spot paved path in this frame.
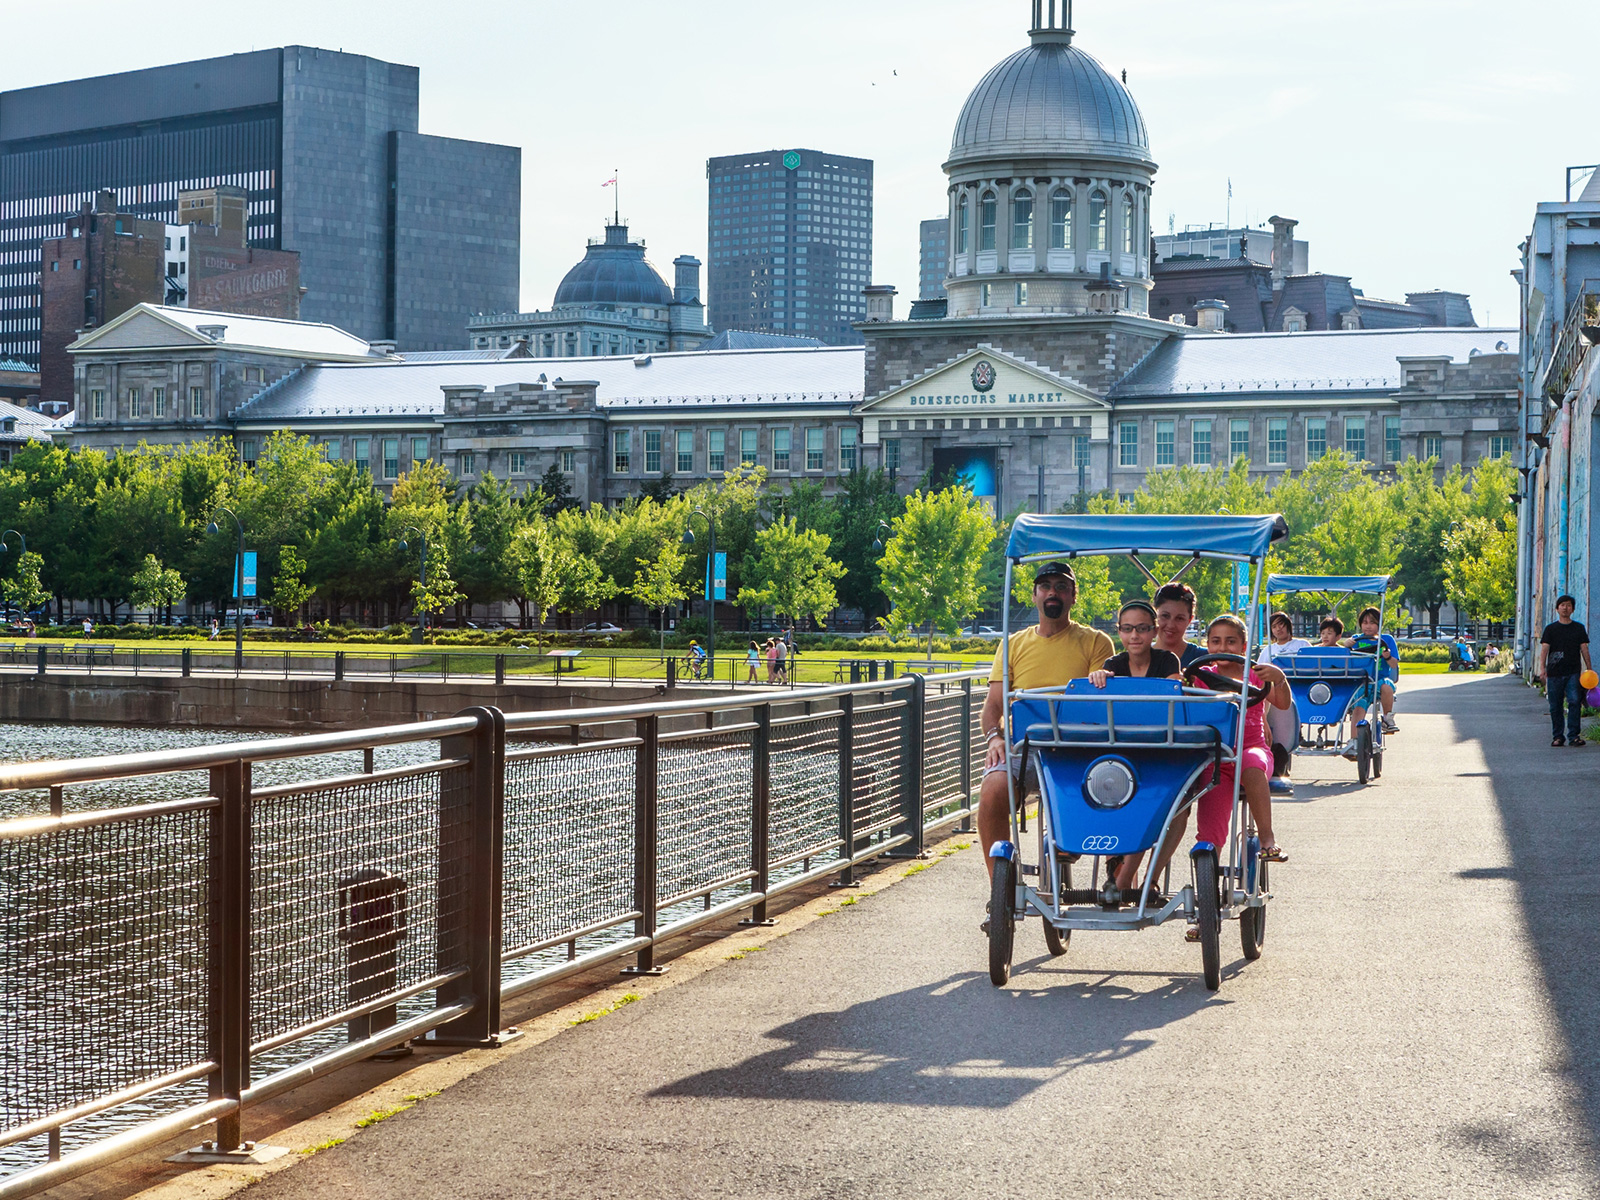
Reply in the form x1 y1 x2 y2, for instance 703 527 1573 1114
250 673 1599 1199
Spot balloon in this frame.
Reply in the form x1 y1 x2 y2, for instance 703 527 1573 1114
1580 669 1600 691
1588 687 1600 709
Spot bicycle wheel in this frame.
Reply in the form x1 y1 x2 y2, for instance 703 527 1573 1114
1043 860 1070 957
988 856 1017 986
1356 723 1373 786
1193 848 1222 991
1240 859 1267 961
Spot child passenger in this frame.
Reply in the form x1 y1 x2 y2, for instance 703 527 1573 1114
1088 600 1184 686
1114 614 1292 906
1259 612 1309 795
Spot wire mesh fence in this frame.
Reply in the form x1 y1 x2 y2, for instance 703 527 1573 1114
0 670 985 1198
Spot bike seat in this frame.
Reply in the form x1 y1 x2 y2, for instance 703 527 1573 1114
1024 723 1220 746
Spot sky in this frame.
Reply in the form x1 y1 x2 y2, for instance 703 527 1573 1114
3 0 1596 331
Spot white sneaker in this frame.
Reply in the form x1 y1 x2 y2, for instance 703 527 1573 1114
1381 715 1399 734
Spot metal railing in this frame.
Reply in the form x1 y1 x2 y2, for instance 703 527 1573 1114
1545 278 1600 405
0 644 976 689
0 670 987 1198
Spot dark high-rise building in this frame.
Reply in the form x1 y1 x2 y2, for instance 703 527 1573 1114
706 148 872 346
0 47 520 367
918 217 948 299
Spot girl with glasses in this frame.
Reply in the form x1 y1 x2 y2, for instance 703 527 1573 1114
1087 599 1182 686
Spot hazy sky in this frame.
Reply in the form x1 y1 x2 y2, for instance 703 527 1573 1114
4 0 1595 330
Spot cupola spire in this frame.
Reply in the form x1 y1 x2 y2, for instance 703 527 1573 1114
1030 0 1073 44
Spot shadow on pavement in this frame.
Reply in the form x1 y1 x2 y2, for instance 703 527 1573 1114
652 966 1218 1108
1414 675 1600 1152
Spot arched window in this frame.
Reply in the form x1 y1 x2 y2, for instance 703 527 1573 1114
1011 189 1033 250
1089 190 1108 251
980 192 997 252
1122 193 1136 254
1050 189 1073 250
957 193 969 254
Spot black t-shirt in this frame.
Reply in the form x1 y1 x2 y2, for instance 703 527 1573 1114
1103 648 1183 679
1541 620 1590 676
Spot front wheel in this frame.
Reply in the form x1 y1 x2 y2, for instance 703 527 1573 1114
1372 748 1383 779
1043 860 1070 957
988 856 1017 986
1240 859 1267 961
1193 849 1222 991
1356 724 1373 785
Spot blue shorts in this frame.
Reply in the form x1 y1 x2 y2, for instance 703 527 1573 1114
1354 672 1397 707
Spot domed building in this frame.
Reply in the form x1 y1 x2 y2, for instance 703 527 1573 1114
467 222 710 357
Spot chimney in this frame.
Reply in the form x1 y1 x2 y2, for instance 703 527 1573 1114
1194 299 1229 331
864 284 898 323
672 255 702 305
1269 215 1297 293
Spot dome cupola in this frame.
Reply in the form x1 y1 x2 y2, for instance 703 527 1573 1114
553 223 674 309
940 1 1158 320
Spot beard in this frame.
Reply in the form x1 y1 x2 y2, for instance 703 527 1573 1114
1041 597 1065 620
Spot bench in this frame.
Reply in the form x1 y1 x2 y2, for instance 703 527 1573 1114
63 643 116 666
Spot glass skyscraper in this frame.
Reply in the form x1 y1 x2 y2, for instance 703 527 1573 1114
706 148 872 346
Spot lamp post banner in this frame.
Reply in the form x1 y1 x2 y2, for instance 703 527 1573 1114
713 553 727 600
235 552 258 599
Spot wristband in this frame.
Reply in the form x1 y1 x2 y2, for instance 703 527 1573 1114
985 729 1004 743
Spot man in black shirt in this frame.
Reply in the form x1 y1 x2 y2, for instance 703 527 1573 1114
1539 594 1593 747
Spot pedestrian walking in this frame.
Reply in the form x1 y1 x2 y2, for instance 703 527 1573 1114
745 640 760 683
764 638 779 684
81 616 92 637
774 635 788 685
1539 594 1593 747
782 627 798 681
209 618 220 641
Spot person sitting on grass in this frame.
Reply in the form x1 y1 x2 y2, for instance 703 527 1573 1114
1344 606 1399 736
1114 614 1292 905
1087 599 1183 686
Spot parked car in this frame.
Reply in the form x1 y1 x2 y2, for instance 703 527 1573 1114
579 622 624 636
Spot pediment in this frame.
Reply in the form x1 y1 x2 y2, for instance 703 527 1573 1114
861 344 1107 416
68 306 210 352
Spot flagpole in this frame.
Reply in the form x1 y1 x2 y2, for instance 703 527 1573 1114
614 167 619 226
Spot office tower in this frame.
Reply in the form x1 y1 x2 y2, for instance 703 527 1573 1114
706 148 872 346
0 47 520 367
919 218 948 299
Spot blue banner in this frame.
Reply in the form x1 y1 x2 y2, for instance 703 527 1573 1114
235 551 258 599
713 552 727 601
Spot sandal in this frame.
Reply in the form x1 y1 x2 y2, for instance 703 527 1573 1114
1184 925 1200 943
1261 844 1289 863
1553 736 1567 747
1571 737 1587 747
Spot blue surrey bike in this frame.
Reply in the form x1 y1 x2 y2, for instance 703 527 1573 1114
989 513 1287 992
1263 575 1392 786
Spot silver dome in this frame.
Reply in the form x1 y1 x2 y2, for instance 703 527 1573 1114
948 42 1151 170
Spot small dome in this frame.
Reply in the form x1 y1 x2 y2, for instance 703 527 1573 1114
553 224 673 308
948 41 1151 170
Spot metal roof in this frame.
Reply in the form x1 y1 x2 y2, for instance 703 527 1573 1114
0 398 58 440
72 304 379 361
948 42 1151 169
1109 327 1520 400
702 329 826 351
231 346 866 422
553 226 673 308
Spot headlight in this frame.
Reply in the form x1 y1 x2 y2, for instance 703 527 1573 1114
1309 682 1332 705
1083 757 1136 809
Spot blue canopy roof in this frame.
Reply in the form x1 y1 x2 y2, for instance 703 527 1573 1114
1006 513 1287 561
1266 574 1390 595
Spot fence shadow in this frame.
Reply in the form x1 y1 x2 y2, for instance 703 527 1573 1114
1417 675 1600 1151
651 967 1217 1109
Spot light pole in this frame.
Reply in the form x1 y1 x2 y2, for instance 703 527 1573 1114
681 508 717 669
0 529 27 621
207 506 246 671
398 525 428 640
871 520 893 632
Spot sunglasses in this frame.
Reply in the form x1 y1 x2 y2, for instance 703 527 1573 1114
1034 580 1075 595
1116 623 1154 634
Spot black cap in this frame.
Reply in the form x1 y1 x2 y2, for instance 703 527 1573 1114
1034 561 1076 584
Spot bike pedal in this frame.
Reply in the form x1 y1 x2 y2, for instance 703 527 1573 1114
1020 864 1039 877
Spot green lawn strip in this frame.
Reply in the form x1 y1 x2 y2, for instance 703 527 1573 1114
569 991 642 1025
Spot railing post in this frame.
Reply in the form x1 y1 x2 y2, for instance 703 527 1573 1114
740 703 775 926
36 644 46 675
850 660 861 684
334 651 345 681
430 706 506 1045
959 677 975 832
624 714 666 974
207 759 250 1151
888 674 926 857
494 653 505 685
665 655 676 689
831 692 858 887
182 647 192 677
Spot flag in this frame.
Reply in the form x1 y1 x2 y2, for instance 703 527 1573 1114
602 177 617 188
1227 178 1232 198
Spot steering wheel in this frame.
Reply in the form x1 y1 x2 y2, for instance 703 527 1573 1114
1183 652 1272 708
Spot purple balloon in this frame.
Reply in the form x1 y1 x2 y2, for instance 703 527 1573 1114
1588 686 1600 709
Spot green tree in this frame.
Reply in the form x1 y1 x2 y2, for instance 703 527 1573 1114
2 550 50 614
270 545 315 624
511 517 563 627
879 486 996 659
737 516 846 629
129 553 187 623
1010 554 1121 624
632 541 690 653
413 542 467 634
537 462 578 516
1444 515 1516 621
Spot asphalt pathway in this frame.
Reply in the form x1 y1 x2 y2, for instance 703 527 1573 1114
249 673 1599 1199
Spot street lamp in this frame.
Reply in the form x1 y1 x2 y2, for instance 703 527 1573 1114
397 525 428 639
870 520 892 553
0 529 27 621
681 508 717 669
207 506 246 671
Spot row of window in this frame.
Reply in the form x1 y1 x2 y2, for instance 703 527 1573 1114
610 426 857 475
1114 417 1511 468
88 386 205 421
956 185 1143 256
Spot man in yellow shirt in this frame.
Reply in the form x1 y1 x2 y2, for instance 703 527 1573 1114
978 561 1115 880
